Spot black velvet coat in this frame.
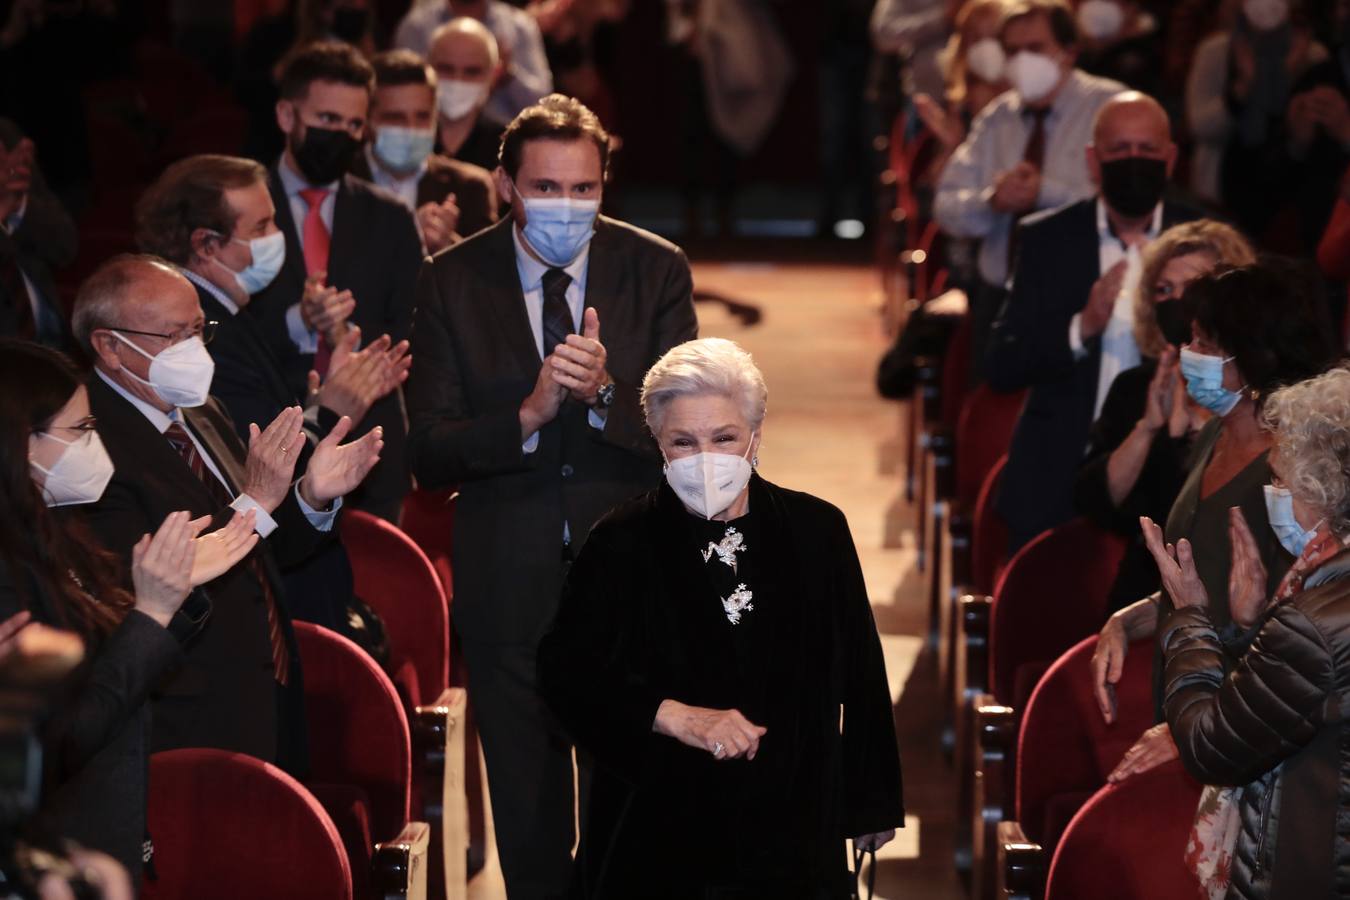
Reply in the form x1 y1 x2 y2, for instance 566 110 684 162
538 475 904 899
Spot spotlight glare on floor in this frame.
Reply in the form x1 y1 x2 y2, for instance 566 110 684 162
834 219 866 240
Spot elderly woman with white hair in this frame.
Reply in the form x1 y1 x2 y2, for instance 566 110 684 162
1143 366 1350 900
538 338 904 899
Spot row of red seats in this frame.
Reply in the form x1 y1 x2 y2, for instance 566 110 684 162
880 113 1203 900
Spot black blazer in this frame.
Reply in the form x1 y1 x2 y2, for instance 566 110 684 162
349 151 499 243
0 562 181 885
249 168 423 519
405 216 698 644
986 197 1199 549
537 476 904 896
82 375 322 775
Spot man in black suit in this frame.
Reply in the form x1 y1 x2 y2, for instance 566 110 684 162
0 120 77 347
406 94 697 898
250 41 424 522
987 92 1199 551
71 255 383 773
353 49 498 255
133 153 411 632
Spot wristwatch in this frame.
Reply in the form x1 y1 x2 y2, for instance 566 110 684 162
594 382 617 409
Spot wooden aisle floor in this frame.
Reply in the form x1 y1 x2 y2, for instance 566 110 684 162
468 257 963 899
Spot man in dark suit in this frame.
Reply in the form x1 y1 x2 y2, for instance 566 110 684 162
71 255 383 774
0 120 77 347
249 41 423 522
133 153 411 633
987 92 1199 551
406 94 697 899
354 49 498 255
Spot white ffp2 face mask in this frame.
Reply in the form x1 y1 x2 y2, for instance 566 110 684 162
437 78 488 120
965 38 1006 84
1006 50 1062 103
30 430 115 507
1077 0 1125 40
113 332 215 409
665 441 755 520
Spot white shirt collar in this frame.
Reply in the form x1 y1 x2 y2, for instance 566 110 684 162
1095 197 1163 245
95 367 179 435
511 223 591 292
179 266 239 316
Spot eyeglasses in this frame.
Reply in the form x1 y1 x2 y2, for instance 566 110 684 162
43 417 98 436
111 321 218 346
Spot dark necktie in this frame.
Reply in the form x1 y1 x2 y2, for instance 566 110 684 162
1007 107 1053 277
541 267 574 358
0 231 34 339
163 421 290 685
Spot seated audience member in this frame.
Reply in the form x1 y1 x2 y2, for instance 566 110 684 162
0 339 258 885
0 122 76 348
1073 0 1164 98
355 49 499 254
1075 220 1256 614
395 0 554 127
987 91 1196 552
1149 366 1350 900
1090 260 1339 785
935 0 1125 381
72 255 384 775
1185 0 1328 227
427 17 508 173
870 0 951 102
251 41 423 522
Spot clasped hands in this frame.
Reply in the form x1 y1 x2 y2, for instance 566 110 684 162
991 161 1041 215
519 306 611 438
241 405 384 514
306 325 411 425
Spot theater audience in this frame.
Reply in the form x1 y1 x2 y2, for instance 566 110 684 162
1073 0 1164 99
0 339 259 885
428 17 510 173
250 42 423 522
1075 220 1256 614
1091 260 1339 784
1316 162 1350 342
296 0 377 57
72 254 383 775
988 91 1195 552
395 0 554 127
354 49 498 254
1151 366 1350 900
0 122 76 348
869 0 952 102
538 338 904 896
405 94 696 897
935 0 1125 381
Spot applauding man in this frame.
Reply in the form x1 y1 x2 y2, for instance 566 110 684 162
406 94 696 898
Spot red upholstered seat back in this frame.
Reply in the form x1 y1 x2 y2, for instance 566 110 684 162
938 312 972 432
1015 636 1157 850
294 622 412 843
971 455 1010 595
1045 759 1202 900
989 518 1126 706
340 510 449 708
143 748 353 900
954 386 1026 512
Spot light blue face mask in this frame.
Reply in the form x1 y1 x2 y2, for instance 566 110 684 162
216 230 286 296
373 125 436 175
1263 484 1321 557
1179 346 1244 417
512 183 600 267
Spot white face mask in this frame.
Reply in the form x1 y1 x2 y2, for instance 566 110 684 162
1077 0 1125 40
437 78 488 121
664 440 755 520
30 430 115 507
965 38 1007 84
216 230 286 296
1006 50 1063 103
1243 0 1290 31
113 332 215 409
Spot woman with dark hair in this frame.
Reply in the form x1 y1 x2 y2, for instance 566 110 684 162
0 338 257 884
1088 258 1340 784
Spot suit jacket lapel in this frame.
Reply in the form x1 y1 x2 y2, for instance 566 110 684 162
416 163 452 208
328 176 363 289
481 220 543 374
581 218 625 344
266 168 308 310
182 405 247 497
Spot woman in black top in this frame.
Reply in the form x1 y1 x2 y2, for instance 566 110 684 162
0 340 256 884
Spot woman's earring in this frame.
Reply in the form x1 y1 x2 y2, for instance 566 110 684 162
752 454 759 468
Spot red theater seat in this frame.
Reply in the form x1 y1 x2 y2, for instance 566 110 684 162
143 748 353 900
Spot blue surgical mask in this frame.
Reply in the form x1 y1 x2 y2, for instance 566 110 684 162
1263 484 1321 557
512 183 600 267
1179 346 1244 416
373 125 436 175
216 230 286 296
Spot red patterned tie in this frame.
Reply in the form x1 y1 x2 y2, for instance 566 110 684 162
164 422 290 685
299 188 334 377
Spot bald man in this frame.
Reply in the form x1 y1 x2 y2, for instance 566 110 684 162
428 18 505 173
985 91 1200 552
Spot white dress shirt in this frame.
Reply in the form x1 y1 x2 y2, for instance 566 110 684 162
95 369 340 535
277 158 340 355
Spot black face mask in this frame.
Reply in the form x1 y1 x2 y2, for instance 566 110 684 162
1100 156 1168 218
1154 297 1195 347
330 6 369 43
292 125 360 185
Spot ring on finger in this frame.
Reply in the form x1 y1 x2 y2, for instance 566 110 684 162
712 741 724 757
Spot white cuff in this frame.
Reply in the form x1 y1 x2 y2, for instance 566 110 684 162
231 494 279 538
522 431 540 454
294 481 341 532
1068 313 1088 360
286 303 320 354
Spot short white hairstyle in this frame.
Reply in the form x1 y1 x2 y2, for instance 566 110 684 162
429 16 500 69
641 338 768 436
1262 366 1350 538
